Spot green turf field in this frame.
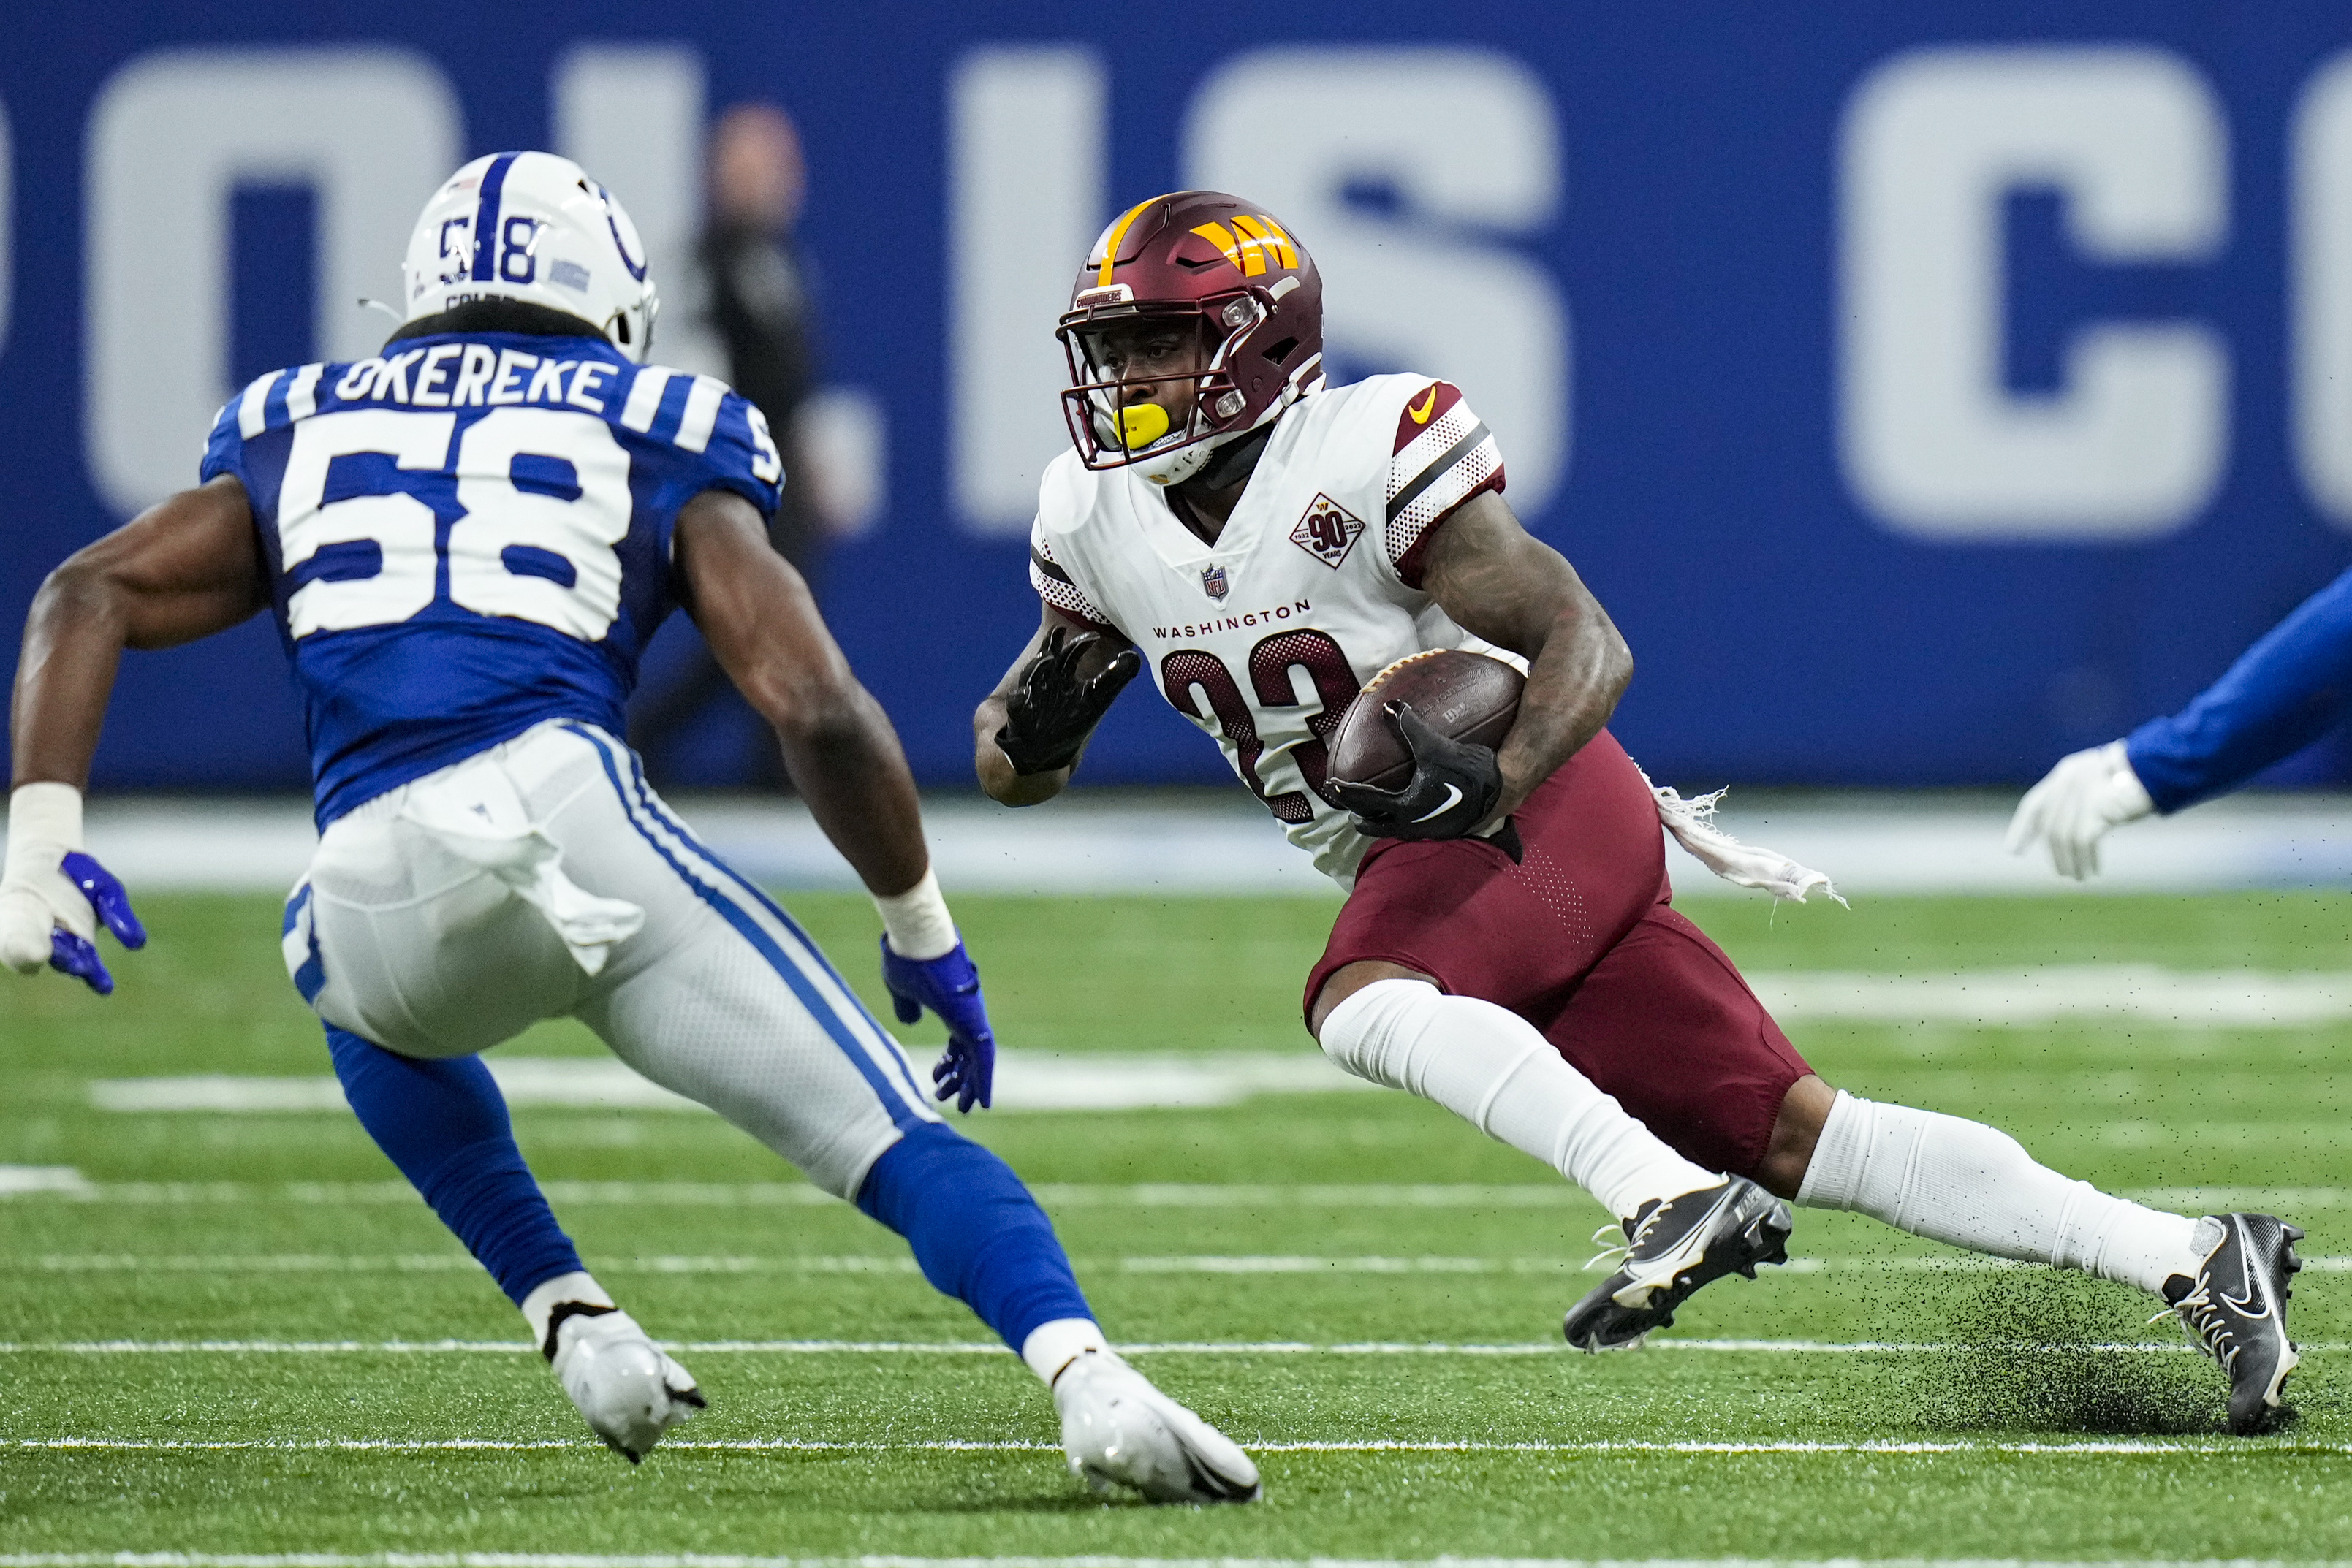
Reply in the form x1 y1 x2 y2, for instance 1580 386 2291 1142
4 886 2352 1560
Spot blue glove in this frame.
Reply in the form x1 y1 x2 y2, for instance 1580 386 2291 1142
879 935 997 1113
48 852 148 996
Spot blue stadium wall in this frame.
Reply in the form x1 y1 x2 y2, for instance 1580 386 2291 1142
8 3 2352 791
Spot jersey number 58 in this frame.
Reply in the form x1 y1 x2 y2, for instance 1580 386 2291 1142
275 406 632 643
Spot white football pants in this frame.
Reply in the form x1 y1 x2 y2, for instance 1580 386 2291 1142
281 720 941 1198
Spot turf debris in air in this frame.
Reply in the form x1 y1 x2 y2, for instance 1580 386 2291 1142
1905 1267 2238 1435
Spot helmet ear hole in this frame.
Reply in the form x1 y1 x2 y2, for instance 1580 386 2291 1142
1259 336 1299 365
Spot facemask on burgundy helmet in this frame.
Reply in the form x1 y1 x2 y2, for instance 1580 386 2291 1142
1058 191 1325 486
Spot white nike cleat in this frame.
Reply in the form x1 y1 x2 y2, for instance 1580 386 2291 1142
547 1306 706 1462
1563 1176 1792 1351
2158 1212 2304 1435
1052 1349 1262 1504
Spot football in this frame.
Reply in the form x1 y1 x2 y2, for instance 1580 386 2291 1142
1326 648 1526 793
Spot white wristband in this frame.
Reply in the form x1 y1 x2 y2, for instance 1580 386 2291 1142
2099 740 2156 823
7 783 85 865
874 867 957 961
519 1269 614 1355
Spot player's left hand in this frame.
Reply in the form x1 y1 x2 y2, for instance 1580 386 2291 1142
0 849 147 995
1327 701 1503 842
879 935 998 1112
996 625 1142 776
2006 739 2155 880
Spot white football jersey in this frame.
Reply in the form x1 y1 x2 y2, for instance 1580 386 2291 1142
1031 373 1511 886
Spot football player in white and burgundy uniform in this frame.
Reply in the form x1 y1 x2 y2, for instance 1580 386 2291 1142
0 154 1259 1502
974 189 2303 1432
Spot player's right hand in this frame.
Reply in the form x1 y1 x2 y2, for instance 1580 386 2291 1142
2006 739 2155 880
879 936 998 1111
0 848 147 995
995 625 1142 775
1328 701 1503 842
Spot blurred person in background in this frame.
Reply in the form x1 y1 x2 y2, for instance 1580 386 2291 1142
2010 563 2352 879
631 103 832 783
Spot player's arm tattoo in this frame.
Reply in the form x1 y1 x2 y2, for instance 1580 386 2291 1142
1417 487 1633 817
974 606 1140 807
12 474 270 791
675 487 930 899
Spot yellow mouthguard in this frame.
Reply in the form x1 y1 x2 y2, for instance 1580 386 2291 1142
1119 403 1171 450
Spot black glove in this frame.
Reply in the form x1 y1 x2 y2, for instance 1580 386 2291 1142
1325 701 1503 841
995 625 1142 775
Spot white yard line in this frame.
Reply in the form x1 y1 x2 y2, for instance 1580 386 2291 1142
82 1054 1374 1116
0 1561 2327 1568
66 973 2352 1129
60 967 2352 1121
0 1439 2339 1464
2 1176 1593 1207
1747 967 2352 1026
13 1172 2352 1214
0 1338 2260 1355
28 1252 2351 1277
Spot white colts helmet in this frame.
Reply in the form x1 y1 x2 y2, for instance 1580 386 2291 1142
401 151 660 362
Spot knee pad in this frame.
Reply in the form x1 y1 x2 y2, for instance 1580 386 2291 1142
1316 977 1441 1084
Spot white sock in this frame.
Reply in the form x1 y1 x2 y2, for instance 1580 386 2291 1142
1794 1090 2203 1295
1319 978 1720 1219
1020 1316 1109 1385
518 1269 615 1354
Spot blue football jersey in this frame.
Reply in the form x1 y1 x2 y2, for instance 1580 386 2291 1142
200 332 784 826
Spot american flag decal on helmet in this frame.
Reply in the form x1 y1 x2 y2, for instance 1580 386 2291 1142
1386 381 1505 587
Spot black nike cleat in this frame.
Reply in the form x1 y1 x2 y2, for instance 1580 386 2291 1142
2160 1212 2303 1436
1562 1176 1793 1352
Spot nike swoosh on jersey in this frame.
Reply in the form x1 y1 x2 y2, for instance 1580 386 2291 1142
1412 783 1464 823
1408 387 1438 424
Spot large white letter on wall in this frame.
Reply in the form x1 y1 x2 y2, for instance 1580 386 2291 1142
1186 47 1567 514
949 46 1105 536
1839 47 2228 541
86 48 459 517
0 93 12 365
553 43 724 378
2294 51 2352 532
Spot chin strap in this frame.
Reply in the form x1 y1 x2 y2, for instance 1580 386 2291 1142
1191 422 1275 492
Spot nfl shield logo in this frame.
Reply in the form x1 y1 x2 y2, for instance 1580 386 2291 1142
1200 565 1229 601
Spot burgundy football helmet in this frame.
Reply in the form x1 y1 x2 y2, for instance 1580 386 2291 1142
1058 190 1324 484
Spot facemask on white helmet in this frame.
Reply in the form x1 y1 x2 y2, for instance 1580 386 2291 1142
400 151 659 362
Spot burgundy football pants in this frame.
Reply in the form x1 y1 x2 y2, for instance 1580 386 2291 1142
1305 728 1812 1178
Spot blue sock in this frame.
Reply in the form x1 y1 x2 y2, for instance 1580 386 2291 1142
325 1026 584 1305
856 1122 1093 1350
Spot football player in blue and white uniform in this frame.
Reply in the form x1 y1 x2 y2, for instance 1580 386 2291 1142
2010 563 2352 880
0 152 1258 1502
